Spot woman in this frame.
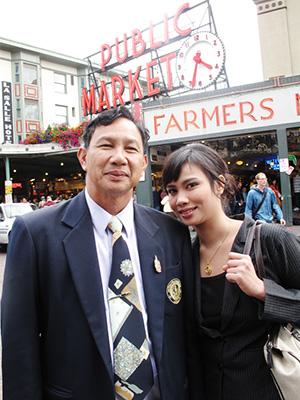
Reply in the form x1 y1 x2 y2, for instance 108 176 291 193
269 178 282 207
162 143 300 400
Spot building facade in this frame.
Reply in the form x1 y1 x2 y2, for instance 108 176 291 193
138 76 300 225
0 37 88 144
253 0 300 79
0 0 300 224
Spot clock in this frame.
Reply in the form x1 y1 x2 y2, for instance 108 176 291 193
176 31 225 90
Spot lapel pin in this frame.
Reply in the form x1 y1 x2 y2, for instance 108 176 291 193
153 255 162 273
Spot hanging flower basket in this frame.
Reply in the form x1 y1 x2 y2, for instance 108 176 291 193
20 122 87 149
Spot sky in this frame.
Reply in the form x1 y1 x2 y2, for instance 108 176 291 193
0 0 263 87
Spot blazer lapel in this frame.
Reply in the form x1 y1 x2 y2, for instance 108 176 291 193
134 205 166 365
62 192 113 381
221 218 253 331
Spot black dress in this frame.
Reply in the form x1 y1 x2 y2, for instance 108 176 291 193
200 274 226 400
193 219 291 400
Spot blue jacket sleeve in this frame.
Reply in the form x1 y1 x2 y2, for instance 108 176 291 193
244 191 254 218
270 190 283 221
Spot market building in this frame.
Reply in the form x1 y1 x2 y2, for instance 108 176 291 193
135 0 300 226
0 37 148 202
0 37 89 200
140 76 300 226
0 1 299 225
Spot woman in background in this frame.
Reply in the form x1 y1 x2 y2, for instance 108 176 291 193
269 178 282 207
162 143 300 400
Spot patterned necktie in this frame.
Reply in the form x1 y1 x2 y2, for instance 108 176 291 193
107 216 154 400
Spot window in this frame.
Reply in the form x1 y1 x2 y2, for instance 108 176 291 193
16 99 21 119
70 75 74 85
54 72 66 93
55 105 68 125
24 99 39 120
15 63 20 83
72 107 75 117
24 64 38 85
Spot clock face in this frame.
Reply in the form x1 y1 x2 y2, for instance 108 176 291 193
176 31 225 90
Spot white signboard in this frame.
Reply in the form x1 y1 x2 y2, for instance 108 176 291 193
144 85 300 143
279 158 289 172
5 180 12 204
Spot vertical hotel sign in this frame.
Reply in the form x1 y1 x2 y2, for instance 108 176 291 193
2 81 14 144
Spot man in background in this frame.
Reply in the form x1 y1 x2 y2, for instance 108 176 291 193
245 172 285 224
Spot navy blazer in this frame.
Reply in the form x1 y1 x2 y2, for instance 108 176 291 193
1 191 200 400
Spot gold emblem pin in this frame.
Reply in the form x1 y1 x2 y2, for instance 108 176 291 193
153 255 162 273
166 278 182 304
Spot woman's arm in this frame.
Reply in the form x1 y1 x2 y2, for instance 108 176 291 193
261 226 300 324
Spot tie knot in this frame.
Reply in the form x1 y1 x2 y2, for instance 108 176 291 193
108 216 123 234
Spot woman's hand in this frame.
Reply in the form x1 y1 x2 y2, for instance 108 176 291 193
223 252 265 301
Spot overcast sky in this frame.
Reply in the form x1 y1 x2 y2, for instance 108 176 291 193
0 0 263 87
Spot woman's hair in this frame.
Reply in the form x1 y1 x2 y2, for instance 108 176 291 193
162 143 236 202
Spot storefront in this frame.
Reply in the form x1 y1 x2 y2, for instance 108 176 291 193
136 76 300 225
0 144 84 202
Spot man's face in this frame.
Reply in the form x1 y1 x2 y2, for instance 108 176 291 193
256 174 268 189
77 117 148 205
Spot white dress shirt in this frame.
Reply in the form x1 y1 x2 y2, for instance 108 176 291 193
85 190 159 399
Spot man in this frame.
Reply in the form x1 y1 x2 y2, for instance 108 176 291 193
1 107 199 400
245 172 285 224
43 195 55 207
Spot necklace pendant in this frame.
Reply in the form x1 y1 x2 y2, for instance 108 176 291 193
204 263 213 275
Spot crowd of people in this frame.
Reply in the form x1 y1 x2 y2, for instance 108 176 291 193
1 106 300 400
18 193 76 210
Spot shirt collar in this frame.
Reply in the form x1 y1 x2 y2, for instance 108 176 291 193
85 189 134 237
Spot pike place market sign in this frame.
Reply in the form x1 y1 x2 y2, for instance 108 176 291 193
82 2 225 116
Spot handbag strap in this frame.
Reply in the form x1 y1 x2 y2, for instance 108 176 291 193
243 221 266 278
243 221 257 255
253 223 265 278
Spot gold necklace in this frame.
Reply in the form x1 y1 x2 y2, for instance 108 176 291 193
202 230 231 276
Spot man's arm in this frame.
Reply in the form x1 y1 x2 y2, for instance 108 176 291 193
1 218 42 400
270 190 285 224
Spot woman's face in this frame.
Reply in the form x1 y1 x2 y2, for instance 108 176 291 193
165 163 223 226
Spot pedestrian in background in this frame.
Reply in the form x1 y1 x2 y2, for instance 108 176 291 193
245 172 285 224
43 195 55 207
229 180 245 217
1 107 199 400
269 178 282 208
38 195 46 208
162 143 300 400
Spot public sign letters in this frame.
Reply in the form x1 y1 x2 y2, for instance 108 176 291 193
82 3 192 115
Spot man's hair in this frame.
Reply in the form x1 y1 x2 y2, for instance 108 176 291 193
82 106 149 152
255 172 267 181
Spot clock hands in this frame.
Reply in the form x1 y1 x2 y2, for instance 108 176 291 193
191 54 200 88
191 51 213 88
